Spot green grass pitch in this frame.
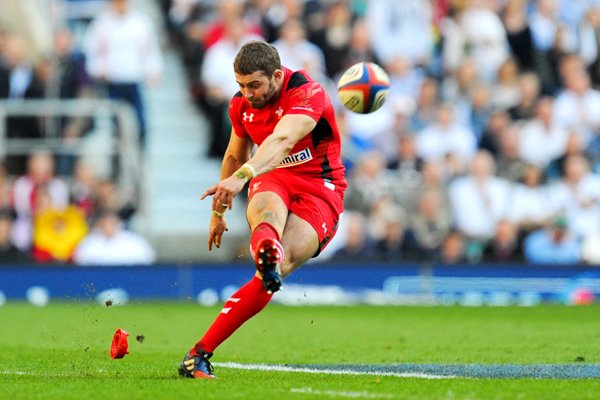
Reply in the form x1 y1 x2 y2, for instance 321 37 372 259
1 303 600 399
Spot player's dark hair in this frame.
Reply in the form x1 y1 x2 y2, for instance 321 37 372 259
234 40 281 77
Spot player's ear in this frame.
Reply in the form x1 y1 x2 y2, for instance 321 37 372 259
273 69 283 81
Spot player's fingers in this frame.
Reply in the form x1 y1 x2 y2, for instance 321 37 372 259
212 197 221 212
215 231 223 248
200 186 217 200
200 190 211 200
225 194 234 210
208 235 213 251
208 230 217 251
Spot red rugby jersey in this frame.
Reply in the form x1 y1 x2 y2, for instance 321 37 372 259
228 67 346 190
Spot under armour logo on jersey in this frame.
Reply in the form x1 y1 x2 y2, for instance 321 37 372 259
322 223 328 234
243 112 254 122
275 106 284 119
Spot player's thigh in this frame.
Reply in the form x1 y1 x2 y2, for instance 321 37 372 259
246 191 289 235
279 212 319 279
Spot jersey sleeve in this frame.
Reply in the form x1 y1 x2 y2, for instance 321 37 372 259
228 94 248 138
286 81 325 122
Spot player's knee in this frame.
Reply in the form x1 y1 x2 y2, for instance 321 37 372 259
258 211 282 228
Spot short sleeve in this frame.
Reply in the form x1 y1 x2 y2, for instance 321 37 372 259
286 81 325 122
228 95 248 138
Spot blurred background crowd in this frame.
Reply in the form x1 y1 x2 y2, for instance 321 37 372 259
1 0 600 267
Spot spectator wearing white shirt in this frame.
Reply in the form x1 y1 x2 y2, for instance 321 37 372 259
200 15 263 158
548 154 600 239
517 97 569 169
458 2 510 82
415 103 477 175
448 150 512 241
557 0 600 56
507 164 554 233
581 231 600 264
84 0 163 148
272 19 327 84
553 59 600 146
441 2 509 82
366 0 434 67
576 6 600 70
73 209 156 265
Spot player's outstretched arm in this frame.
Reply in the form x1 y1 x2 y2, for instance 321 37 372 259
202 129 253 250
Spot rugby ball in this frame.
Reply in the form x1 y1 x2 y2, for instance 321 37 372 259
337 62 390 114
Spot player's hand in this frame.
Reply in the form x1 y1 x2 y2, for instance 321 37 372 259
200 175 247 212
208 214 228 251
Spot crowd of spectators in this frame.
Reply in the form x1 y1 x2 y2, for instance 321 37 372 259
2 0 600 267
164 0 600 266
0 0 158 266
0 151 155 265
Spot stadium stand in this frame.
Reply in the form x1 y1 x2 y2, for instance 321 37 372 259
1 0 600 267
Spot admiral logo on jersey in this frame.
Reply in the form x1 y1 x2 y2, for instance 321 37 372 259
290 105 314 113
277 148 313 168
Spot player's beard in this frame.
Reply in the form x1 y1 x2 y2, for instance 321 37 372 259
249 79 278 109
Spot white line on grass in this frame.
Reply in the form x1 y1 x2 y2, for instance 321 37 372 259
0 370 107 378
291 387 396 399
214 362 452 379
0 370 71 378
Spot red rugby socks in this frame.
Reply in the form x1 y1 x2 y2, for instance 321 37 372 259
249 222 280 256
194 276 273 353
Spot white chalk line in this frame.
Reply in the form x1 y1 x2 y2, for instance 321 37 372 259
290 387 396 399
1 364 451 380
1 370 70 378
214 362 452 379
